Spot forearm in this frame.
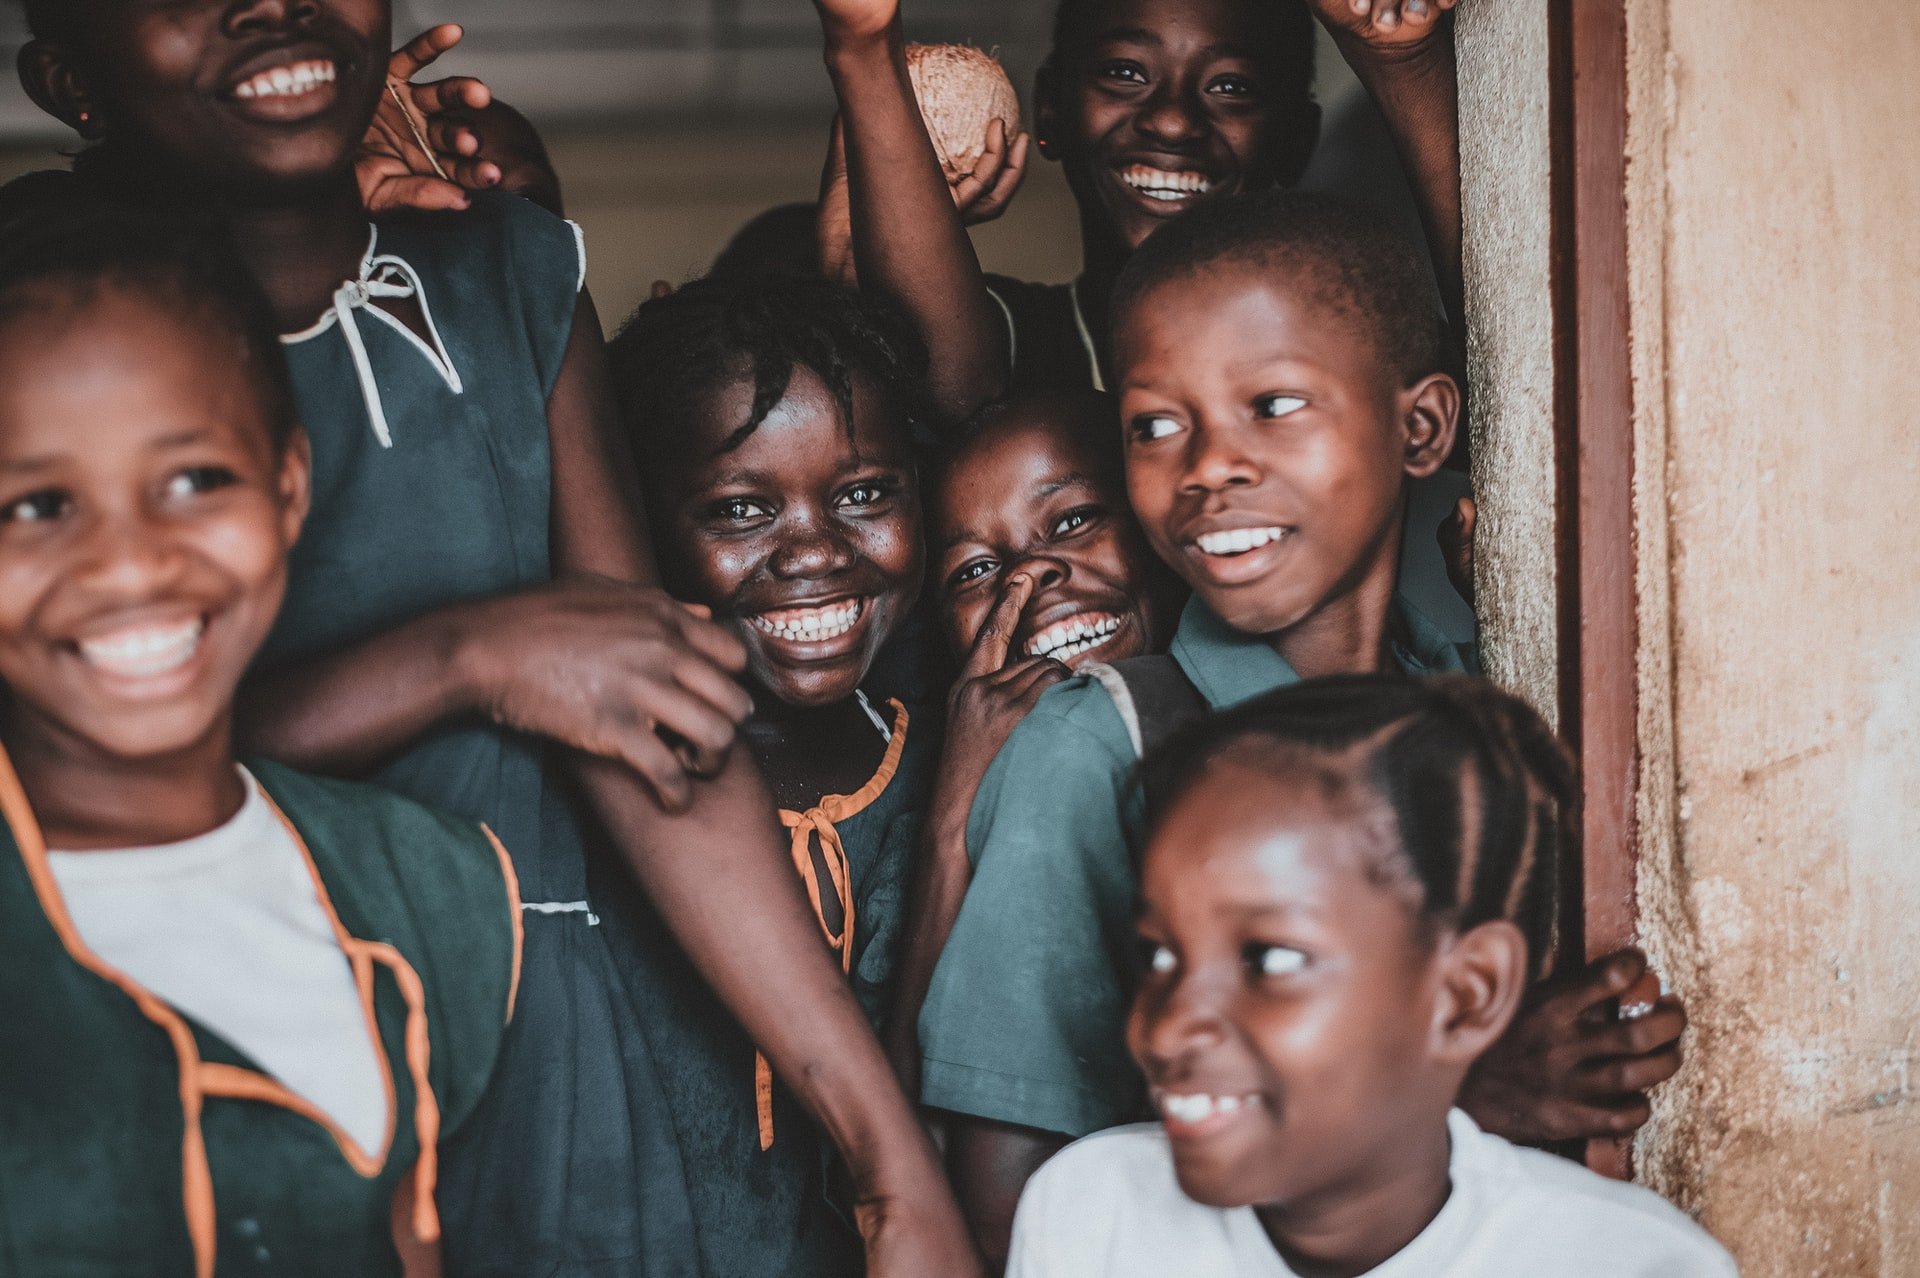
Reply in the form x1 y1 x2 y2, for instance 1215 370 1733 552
826 22 1008 417
238 602 484 776
1336 31 1463 326
883 803 974 1087
947 1117 1066 1273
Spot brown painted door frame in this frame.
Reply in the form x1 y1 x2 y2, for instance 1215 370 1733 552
1549 0 1637 1177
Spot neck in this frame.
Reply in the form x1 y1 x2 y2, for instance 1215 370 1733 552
1075 216 1133 353
1269 511 1406 680
744 691 873 749
222 177 372 333
2 711 246 852
1254 1114 1454 1278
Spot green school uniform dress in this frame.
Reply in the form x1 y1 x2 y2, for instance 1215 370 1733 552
588 694 935 1276
917 596 1470 1139
982 273 1479 645
0 749 519 1278
255 192 699 1276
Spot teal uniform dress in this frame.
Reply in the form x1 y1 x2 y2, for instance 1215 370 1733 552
0 750 519 1278
590 694 935 1276
254 192 700 1277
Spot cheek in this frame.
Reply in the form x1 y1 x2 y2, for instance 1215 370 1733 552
943 592 988 657
673 530 762 610
854 515 924 602
0 549 56 656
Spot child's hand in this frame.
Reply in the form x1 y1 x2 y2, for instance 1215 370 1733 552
948 118 1031 227
461 576 754 813
1307 0 1459 58
1460 948 1688 1144
1439 495 1475 608
812 0 901 45
358 25 499 216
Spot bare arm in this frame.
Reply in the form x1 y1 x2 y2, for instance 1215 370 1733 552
545 290 984 1276
817 0 1009 419
946 1117 1067 1275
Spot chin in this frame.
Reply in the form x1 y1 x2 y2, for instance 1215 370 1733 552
1167 1151 1275 1212
66 707 226 765
751 659 868 712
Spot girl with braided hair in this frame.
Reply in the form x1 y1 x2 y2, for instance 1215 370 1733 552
1007 674 1737 1278
601 275 943 1275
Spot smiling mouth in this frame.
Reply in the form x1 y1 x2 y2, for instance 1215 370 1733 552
1193 526 1288 557
1023 612 1124 664
1154 1087 1266 1135
1119 164 1215 204
748 598 866 645
75 617 206 681
230 58 337 102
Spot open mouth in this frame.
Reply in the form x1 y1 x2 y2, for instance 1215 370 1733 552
222 54 344 123
1193 526 1288 558
747 597 867 646
232 58 337 101
1118 164 1215 205
1153 1087 1267 1138
74 617 207 682
1023 612 1124 665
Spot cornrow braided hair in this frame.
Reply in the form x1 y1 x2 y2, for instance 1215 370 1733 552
606 274 929 460
1141 674 1577 978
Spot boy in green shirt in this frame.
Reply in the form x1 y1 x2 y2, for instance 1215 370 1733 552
918 192 1687 1266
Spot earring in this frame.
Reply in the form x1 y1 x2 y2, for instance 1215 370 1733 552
77 110 91 126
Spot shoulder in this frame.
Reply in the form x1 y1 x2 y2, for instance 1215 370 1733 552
1010 1126 1220 1276
969 675 1137 845
1030 1123 1182 1200
1009 673 1136 756
1457 1120 1739 1274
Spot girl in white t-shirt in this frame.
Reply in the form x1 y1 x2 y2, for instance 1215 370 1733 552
1007 674 1738 1278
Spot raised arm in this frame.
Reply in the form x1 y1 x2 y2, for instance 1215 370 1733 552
542 289 984 1278
814 0 1010 419
1309 0 1464 327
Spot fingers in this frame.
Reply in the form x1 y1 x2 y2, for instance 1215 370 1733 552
961 573 1036 678
388 24 463 82
609 720 696 814
668 648 757 726
651 280 676 300
1000 658 1070 710
412 75 492 116
631 679 742 773
442 156 504 192
1577 1042 1684 1097
965 131 1030 225
1534 948 1649 1025
669 607 751 674
363 174 472 216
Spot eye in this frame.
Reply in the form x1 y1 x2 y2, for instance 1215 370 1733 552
1 489 71 525
1208 74 1258 99
1128 413 1183 444
946 557 998 591
1245 943 1307 978
1254 394 1307 420
711 496 772 524
1094 60 1148 86
162 466 238 501
1145 943 1178 975
1049 505 1105 539
836 480 893 510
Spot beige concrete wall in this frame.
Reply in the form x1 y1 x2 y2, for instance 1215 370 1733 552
1624 1 1920 1272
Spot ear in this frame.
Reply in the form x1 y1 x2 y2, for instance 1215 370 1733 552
17 40 98 139
1033 64 1062 161
1427 920 1530 1067
1398 371 1460 480
278 426 314 548
1272 99 1322 188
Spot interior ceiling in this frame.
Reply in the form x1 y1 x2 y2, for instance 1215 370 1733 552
0 0 1056 137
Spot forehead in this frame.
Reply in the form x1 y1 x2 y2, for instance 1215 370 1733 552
0 284 272 458
675 363 910 480
937 411 1120 529
1071 0 1271 55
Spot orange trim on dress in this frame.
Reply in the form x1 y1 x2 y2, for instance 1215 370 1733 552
482 824 524 1023
755 699 910 1150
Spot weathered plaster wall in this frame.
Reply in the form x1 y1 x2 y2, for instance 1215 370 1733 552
1625 1 1920 1271
1455 0 1557 721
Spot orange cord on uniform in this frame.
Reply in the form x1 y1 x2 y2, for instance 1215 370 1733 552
756 700 909 1149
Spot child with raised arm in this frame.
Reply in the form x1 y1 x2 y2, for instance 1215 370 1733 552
12 4 973 1274
1008 675 1735 1278
0 182 518 1278
917 192 1687 1267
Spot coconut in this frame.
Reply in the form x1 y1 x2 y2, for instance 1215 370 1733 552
906 43 1022 174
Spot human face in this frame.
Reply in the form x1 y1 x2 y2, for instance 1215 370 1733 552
1040 0 1316 253
1117 263 1449 638
652 366 921 710
934 400 1181 669
39 0 390 195
1128 753 1454 1213
0 286 308 766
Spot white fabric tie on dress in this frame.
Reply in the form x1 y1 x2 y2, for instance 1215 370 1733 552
327 248 465 449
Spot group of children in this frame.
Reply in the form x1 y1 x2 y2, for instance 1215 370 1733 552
0 0 1737 1275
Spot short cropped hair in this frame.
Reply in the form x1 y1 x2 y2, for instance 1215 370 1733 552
0 170 299 448
1111 189 1445 384
1141 674 1573 977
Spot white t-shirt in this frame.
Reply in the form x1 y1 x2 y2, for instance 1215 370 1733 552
47 769 389 1154
1007 1111 1739 1278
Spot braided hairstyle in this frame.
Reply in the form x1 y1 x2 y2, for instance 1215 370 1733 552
606 275 928 463
0 171 297 448
1141 674 1575 977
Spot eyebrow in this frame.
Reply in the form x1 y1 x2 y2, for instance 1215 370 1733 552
0 454 61 477
1036 473 1098 500
1094 28 1255 60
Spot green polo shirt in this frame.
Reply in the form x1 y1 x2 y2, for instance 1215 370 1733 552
917 596 1471 1138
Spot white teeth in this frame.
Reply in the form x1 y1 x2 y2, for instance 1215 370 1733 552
1121 166 1213 198
1024 614 1122 662
1158 1091 1259 1125
1195 526 1286 557
234 60 336 101
77 619 205 680
749 599 864 644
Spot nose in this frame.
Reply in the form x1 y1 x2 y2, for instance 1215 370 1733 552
1008 552 1070 593
1136 79 1207 149
768 514 857 581
71 506 189 602
224 0 320 35
1137 967 1229 1074
1178 421 1262 495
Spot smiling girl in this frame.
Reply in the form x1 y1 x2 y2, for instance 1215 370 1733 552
10 3 972 1274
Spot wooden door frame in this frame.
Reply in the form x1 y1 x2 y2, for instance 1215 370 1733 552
1549 0 1638 1176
